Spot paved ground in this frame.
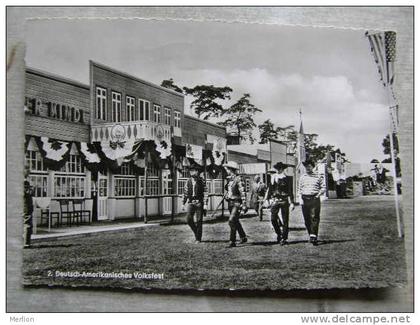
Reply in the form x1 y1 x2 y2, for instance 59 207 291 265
23 195 407 291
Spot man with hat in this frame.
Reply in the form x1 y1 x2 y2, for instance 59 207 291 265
23 165 34 249
264 162 294 245
298 159 326 246
182 164 208 243
223 161 248 248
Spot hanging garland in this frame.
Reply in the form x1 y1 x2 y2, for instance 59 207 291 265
34 136 71 170
75 141 106 178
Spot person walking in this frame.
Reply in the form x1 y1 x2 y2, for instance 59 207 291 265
264 162 294 245
223 161 248 248
250 175 267 221
23 179 34 249
182 164 208 243
298 160 326 246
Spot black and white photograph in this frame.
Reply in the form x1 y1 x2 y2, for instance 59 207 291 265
6 6 414 313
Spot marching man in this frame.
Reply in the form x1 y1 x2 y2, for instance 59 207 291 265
182 164 209 243
223 161 248 248
264 162 295 245
298 159 326 246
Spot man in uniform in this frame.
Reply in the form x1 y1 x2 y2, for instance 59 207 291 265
264 162 294 245
23 166 34 249
223 161 248 248
250 175 267 221
298 159 326 246
182 164 208 243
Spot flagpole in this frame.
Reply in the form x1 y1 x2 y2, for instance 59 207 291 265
378 31 402 238
386 86 403 238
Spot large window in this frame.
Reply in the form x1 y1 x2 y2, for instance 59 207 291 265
144 161 159 195
126 96 136 121
112 91 122 122
114 162 136 197
96 86 107 120
117 163 134 176
164 107 171 125
53 176 85 198
25 150 47 172
60 154 85 174
29 174 48 198
54 151 86 198
153 105 161 123
139 99 150 121
114 178 136 197
177 166 189 195
177 179 187 195
147 161 159 177
146 179 159 196
174 110 181 128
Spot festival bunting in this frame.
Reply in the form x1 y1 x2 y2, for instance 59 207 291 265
34 136 71 170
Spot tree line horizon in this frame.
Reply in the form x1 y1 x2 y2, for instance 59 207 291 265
161 78 399 169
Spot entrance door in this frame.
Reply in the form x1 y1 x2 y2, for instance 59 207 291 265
162 170 172 215
97 172 108 220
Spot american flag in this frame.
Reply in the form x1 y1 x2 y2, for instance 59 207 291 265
366 31 396 87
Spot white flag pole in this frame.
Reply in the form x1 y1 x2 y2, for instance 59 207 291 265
386 87 403 238
373 31 403 238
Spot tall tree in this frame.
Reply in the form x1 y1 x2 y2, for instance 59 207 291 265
160 78 183 94
183 85 232 120
258 119 280 144
382 133 399 156
381 133 401 177
258 120 294 144
218 93 262 144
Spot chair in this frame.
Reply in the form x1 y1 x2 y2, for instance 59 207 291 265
59 199 77 226
72 199 92 224
36 197 60 231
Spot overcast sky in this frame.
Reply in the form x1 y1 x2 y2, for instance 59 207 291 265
25 19 392 163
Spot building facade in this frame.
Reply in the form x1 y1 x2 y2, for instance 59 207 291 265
25 62 227 225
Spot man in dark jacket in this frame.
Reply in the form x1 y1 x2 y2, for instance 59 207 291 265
23 179 34 249
264 162 295 245
182 165 208 243
223 161 248 248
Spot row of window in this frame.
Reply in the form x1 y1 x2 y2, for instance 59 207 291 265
26 150 223 199
96 86 181 127
28 174 224 199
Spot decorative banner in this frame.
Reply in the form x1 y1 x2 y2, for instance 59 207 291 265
34 136 71 170
76 141 105 177
40 137 70 161
207 134 227 166
185 143 203 164
79 142 101 163
101 139 136 162
155 140 172 160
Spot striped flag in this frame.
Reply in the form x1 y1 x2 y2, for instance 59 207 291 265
366 31 396 87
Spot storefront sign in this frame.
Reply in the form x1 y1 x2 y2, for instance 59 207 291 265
239 163 267 175
25 96 86 124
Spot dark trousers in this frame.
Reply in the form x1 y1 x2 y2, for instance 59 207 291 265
228 202 246 242
271 200 290 240
23 213 33 246
186 202 204 241
301 197 321 237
